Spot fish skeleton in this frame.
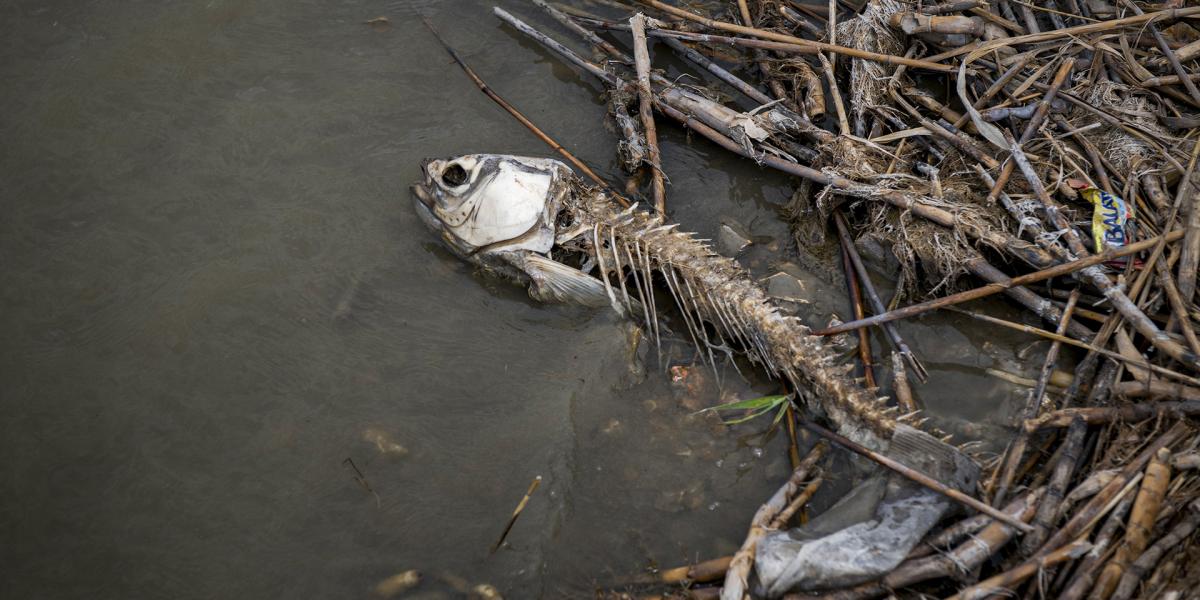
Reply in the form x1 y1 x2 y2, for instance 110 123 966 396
413 153 945 451
412 154 978 594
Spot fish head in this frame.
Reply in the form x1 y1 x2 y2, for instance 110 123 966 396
411 154 573 258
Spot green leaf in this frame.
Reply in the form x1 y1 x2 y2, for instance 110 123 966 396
771 398 791 426
721 405 778 425
696 394 791 426
699 394 789 414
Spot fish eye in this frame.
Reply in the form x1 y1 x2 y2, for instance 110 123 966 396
441 163 468 187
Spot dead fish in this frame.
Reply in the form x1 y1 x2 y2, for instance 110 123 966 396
413 154 912 449
412 155 977 594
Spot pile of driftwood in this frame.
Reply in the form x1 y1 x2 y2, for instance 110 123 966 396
433 0 1200 597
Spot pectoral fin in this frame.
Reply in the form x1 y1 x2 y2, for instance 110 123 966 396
520 254 614 307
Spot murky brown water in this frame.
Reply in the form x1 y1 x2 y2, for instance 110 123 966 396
2 1 1046 598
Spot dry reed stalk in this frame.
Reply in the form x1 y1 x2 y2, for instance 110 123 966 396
945 540 1092 600
1090 447 1173 599
815 230 1185 337
639 0 958 71
630 14 666 213
1110 500 1200 600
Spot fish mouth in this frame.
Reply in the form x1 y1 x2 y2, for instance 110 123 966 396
410 182 442 233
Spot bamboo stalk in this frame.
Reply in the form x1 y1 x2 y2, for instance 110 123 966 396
1091 448 1173 600
1110 500 1200 600
1022 417 1088 554
1032 423 1187 558
654 555 734 584
945 540 1092 600
1059 493 1137 600
769 474 824 529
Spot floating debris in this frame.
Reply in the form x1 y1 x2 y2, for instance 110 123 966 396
363 427 408 458
373 570 419 598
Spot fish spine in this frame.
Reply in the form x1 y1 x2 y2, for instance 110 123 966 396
568 187 918 451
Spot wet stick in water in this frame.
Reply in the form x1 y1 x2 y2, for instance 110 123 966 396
343 457 381 508
490 475 541 554
833 210 926 382
992 289 1080 508
839 231 876 390
423 18 630 207
629 13 665 214
947 307 1200 388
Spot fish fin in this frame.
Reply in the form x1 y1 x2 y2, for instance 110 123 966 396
521 254 613 307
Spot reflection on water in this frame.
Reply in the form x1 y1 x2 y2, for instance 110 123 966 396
1 0 1035 597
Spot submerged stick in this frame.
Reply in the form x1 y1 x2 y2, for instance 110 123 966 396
992 290 1080 508
947 308 1200 387
834 210 927 382
799 420 1034 531
490 475 542 554
840 232 877 390
813 230 1186 337
630 14 666 214
425 18 630 207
